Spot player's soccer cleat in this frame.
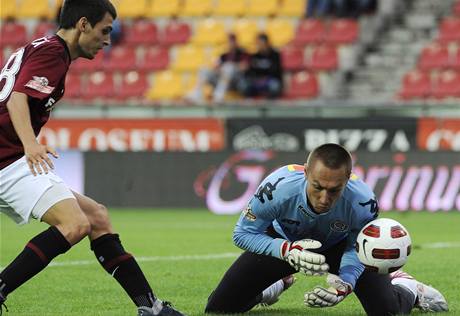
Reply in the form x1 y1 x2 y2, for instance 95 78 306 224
260 275 296 306
390 270 448 313
137 301 186 316
0 290 7 316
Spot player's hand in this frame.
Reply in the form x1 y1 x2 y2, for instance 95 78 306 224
280 239 329 276
304 274 353 308
24 141 59 176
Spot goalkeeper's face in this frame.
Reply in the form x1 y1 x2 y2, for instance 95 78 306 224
305 161 349 214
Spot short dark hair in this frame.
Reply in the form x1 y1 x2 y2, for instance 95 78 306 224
257 33 269 43
307 143 352 175
58 0 117 30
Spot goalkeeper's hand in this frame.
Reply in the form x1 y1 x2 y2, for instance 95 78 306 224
280 239 329 276
304 273 353 308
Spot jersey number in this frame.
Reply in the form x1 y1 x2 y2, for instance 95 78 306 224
254 177 285 203
0 48 25 102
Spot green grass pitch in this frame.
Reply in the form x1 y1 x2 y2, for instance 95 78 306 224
1 210 459 315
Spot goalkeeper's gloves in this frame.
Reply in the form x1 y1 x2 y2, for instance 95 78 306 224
280 239 329 276
304 273 353 308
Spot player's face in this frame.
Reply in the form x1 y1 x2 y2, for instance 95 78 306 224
78 13 113 59
305 160 349 213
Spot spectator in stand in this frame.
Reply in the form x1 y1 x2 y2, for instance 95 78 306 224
237 33 283 99
185 33 249 104
306 0 332 17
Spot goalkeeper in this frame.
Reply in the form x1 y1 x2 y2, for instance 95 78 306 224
204 143 448 315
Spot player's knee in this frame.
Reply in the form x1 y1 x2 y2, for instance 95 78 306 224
91 203 111 230
63 216 91 243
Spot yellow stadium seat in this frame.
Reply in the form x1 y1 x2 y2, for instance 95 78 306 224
233 19 259 50
148 0 181 17
266 19 294 47
146 71 184 100
0 0 17 19
181 0 212 17
213 0 246 17
279 0 305 17
171 45 206 72
247 0 278 16
117 0 147 18
17 0 54 19
192 19 227 46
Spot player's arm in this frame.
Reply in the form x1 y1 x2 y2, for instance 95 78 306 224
7 92 58 175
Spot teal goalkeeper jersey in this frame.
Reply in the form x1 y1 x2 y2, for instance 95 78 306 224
233 164 379 288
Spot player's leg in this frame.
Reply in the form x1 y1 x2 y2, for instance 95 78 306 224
205 250 297 313
73 191 185 316
0 183 90 300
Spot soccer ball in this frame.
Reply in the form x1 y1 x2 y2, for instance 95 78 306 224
355 218 411 274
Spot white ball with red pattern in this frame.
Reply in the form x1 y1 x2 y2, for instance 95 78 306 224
355 218 412 274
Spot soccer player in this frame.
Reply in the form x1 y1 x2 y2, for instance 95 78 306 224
0 1 185 315
205 143 448 315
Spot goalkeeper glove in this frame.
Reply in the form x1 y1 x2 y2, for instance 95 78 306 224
304 273 353 308
280 239 329 276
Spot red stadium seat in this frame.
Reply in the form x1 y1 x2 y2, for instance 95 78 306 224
398 70 431 100
63 72 83 99
418 43 450 70
0 22 27 47
438 17 460 43
285 71 319 99
159 20 191 46
325 19 359 44
32 21 57 40
73 51 105 73
281 45 305 71
124 20 158 46
103 46 137 72
293 19 325 45
116 71 149 100
140 46 170 71
84 71 115 100
431 70 460 99
454 1 460 16
308 45 338 71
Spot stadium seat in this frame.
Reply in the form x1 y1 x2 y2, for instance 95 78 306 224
233 19 259 51
326 19 359 44
63 72 83 99
159 20 191 46
192 19 227 46
247 0 279 16
266 20 295 47
431 70 460 99
281 45 305 70
285 71 319 99
72 51 105 73
146 71 184 100
398 70 431 100
0 22 27 48
104 46 137 72
17 0 54 19
171 45 206 72
438 17 460 43
116 71 149 100
32 21 57 40
84 71 115 100
124 20 158 46
418 43 450 70
454 1 460 16
308 45 338 71
181 0 213 17
279 0 305 17
148 0 181 17
293 19 325 45
117 0 148 18
213 0 246 17
140 46 170 71
0 0 16 19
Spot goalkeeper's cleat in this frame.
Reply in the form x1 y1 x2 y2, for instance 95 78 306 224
0 291 7 316
138 301 186 316
260 275 296 306
415 281 448 313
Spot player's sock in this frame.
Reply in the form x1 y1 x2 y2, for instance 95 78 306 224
91 233 157 308
0 226 71 295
